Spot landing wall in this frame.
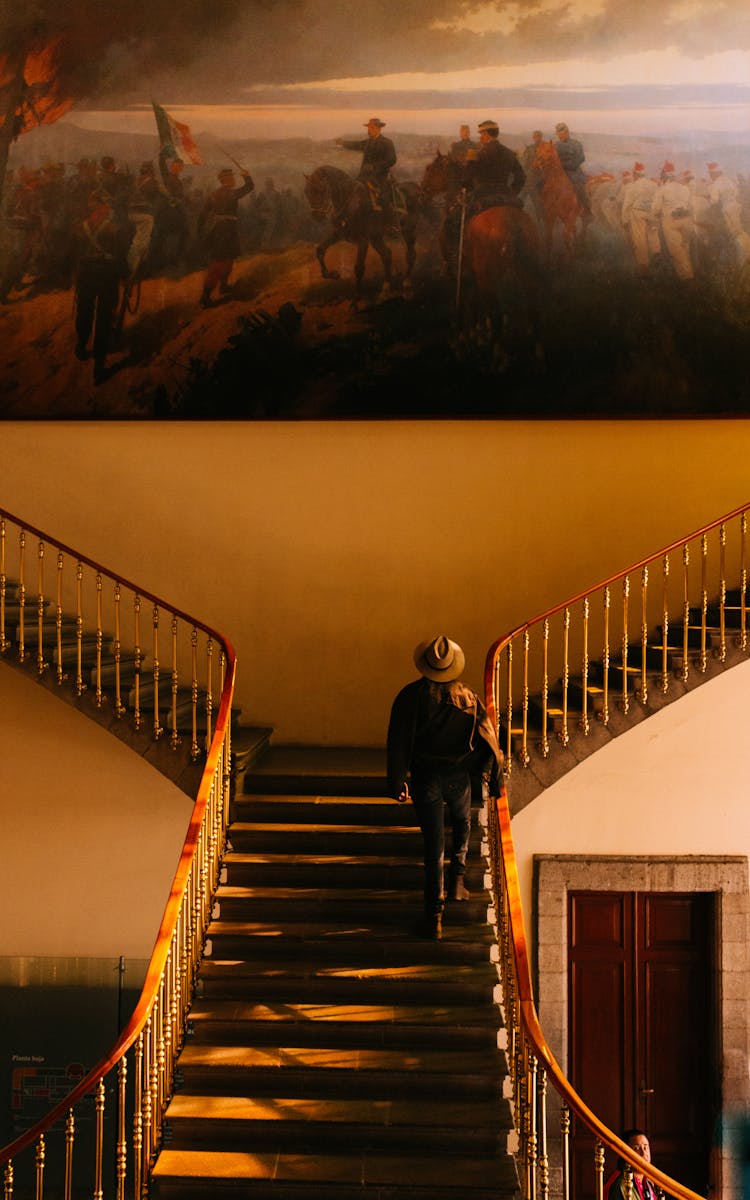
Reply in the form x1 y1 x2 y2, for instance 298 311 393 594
1 419 749 744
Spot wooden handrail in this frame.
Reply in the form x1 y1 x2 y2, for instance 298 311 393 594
494 785 705 1200
480 503 750 1200
0 512 237 1173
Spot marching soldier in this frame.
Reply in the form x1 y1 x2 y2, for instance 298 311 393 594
651 161 694 281
621 162 660 276
707 161 750 268
198 166 254 306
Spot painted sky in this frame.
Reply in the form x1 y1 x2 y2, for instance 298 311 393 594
10 0 750 138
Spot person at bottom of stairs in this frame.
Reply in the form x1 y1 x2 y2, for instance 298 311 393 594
387 634 505 939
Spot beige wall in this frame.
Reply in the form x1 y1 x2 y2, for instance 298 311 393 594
1 419 749 745
0 662 193 959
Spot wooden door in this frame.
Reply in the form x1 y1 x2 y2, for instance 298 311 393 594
568 891 716 1199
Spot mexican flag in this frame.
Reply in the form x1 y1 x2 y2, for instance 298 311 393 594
152 101 202 165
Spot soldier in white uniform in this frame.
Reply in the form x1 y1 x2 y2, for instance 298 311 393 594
651 161 694 281
621 162 660 275
707 162 750 267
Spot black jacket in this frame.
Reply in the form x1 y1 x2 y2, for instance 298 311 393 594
387 678 504 799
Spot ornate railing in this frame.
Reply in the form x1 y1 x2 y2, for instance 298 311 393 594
0 507 236 1198
482 504 750 1200
485 786 706 1200
487 504 748 774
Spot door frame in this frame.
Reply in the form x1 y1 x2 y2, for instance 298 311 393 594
532 855 749 1197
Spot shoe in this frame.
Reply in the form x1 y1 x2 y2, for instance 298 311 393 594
447 875 471 901
414 913 443 940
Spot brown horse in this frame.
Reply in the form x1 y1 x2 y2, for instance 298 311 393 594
533 140 586 260
303 165 419 305
420 151 542 327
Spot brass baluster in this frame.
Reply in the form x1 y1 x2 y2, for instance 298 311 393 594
681 544 690 683
699 533 708 673
661 554 670 693
521 629 530 767
538 1070 549 1200
3 1160 12 1199
170 614 180 748
505 642 514 772
113 583 126 717
93 1079 105 1200
594 1140 605 1200
190 627 200 761
152 605 163 739
600 586 610 726
132 1034 144 1200
142 1018 153 1171
580 597 590 734
623 1164 635 1200
205 636 214 752
621 575 630 714
560 1106 572 1200
36 541 46 675
75 561 84 695
63 1110 74 1200
157 979 166 1126
637 566 648 705
34 1134 45 1200
95 572 103 706
55 552 64 685
0 517 7 654
719 522 727 663
133 594 142 731
528 1054 539 1200
18 530 26 663
559 608 570 746
116 1057 127 1200
739 511 744 652
540 618 550 757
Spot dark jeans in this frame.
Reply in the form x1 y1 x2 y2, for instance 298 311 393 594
410 768 472 915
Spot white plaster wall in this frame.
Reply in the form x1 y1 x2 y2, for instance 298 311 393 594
1 419 749 745
511 657 750 924
0 662 193 959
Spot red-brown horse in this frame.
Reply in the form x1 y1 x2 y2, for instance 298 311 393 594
462 205 543 343
420 150 542 312
533 140 586 259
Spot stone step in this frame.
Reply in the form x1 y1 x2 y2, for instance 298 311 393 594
205 913 493 959
163 1093 512 1154
187 1001 502 1048
227 823 484 856
211 886 489 927
220 851 429 890
151 1146 519 1199
244 746 387 797
231 795 417 826
176 1044 505 1100
197 956 497 1005
198 929 494 966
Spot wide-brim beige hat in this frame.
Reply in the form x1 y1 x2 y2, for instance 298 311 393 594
413 635 465 682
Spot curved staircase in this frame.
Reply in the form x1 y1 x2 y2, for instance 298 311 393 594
152 756 518 1200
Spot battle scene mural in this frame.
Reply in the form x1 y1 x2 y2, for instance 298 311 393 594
1 0 750 419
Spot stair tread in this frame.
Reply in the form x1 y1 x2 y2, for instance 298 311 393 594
215 886 487 903
166 1094 508 1126
206 920 493 942
152 1147 517 1187
189 1000 498 1025
179 1045 499 1072
231 823 421 835
198 962 493 983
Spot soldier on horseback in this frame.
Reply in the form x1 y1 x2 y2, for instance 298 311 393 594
336 117 399 228
443 119 526 273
